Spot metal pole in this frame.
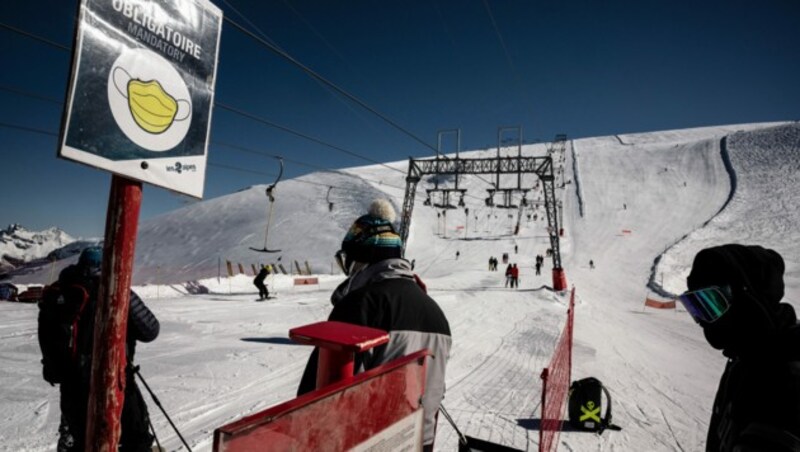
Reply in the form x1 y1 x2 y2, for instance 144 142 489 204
85 175 142 452
316 348 355 389
539 367 549 449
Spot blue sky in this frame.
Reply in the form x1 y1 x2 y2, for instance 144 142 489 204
1 0 799 238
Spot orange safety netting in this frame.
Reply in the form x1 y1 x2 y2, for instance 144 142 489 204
539 288 575 452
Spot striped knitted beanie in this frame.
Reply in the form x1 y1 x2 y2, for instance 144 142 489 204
342 199 403 264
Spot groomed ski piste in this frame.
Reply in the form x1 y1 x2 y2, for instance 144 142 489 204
2 122 798 451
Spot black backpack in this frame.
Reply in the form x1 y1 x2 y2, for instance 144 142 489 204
37 282 92 385
568 377 622 433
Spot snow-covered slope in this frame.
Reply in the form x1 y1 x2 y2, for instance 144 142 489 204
1 121 798 452
655 123 800 296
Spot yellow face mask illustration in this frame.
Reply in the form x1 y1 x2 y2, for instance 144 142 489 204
108 55 193 151
127 79 181 134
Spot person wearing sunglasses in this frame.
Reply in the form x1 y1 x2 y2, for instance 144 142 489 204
679 244 800 451
297 199 451 451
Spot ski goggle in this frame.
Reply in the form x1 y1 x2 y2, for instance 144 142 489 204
677 285 732 324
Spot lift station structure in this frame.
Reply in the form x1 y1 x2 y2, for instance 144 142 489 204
399 131 569 290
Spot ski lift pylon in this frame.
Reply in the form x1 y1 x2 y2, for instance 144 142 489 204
251 157 284 253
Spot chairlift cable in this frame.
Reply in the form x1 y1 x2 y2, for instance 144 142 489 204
2 18 513 202
216 102 406 175
223 16 440 154
219 0 372 123
0 23 412 176
2 23 499 204
0 21 70 51
0 116 509 210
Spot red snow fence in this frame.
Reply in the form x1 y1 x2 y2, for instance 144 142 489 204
643 297 676 310
293 277 319 286
539 287 576 452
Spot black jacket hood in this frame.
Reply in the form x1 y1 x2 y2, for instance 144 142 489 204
686 244 796 358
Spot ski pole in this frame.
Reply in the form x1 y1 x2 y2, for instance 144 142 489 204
133 366 193 452
439 404 468 446
148 415 163 452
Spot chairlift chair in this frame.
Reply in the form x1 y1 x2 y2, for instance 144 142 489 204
250 157 284 253
326 186 334 212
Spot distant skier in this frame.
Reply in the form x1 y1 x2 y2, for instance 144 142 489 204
455 251 460 260
589 259 595 269
488 257 493 271
411 259 416 270
505 264 513 287
254 265 270 300
511 264 520 288
514 244 518 254
680 244 800 450
535 261 542 276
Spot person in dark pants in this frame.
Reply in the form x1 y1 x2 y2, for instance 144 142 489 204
51 247 160 452
299 199 451 451
254 265 270 300
679 244 800 451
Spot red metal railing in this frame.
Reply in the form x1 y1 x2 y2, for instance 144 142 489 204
539 287 575 452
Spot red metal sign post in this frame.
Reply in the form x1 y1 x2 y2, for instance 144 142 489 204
85 175 143 451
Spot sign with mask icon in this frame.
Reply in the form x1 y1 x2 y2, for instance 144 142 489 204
58 0 222 198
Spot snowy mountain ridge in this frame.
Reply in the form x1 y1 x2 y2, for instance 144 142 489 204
0 223 76 269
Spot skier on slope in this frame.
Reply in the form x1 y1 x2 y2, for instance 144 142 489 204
297 199 451 451
253 265 270 300
679 244 800 451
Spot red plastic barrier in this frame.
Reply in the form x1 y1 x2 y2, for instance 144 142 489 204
213 350 428 451
539 288 575 452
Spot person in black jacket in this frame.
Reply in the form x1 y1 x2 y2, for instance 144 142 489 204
253 265 270 300
680 244 800 451
298 199 451 451
54 247 160 452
